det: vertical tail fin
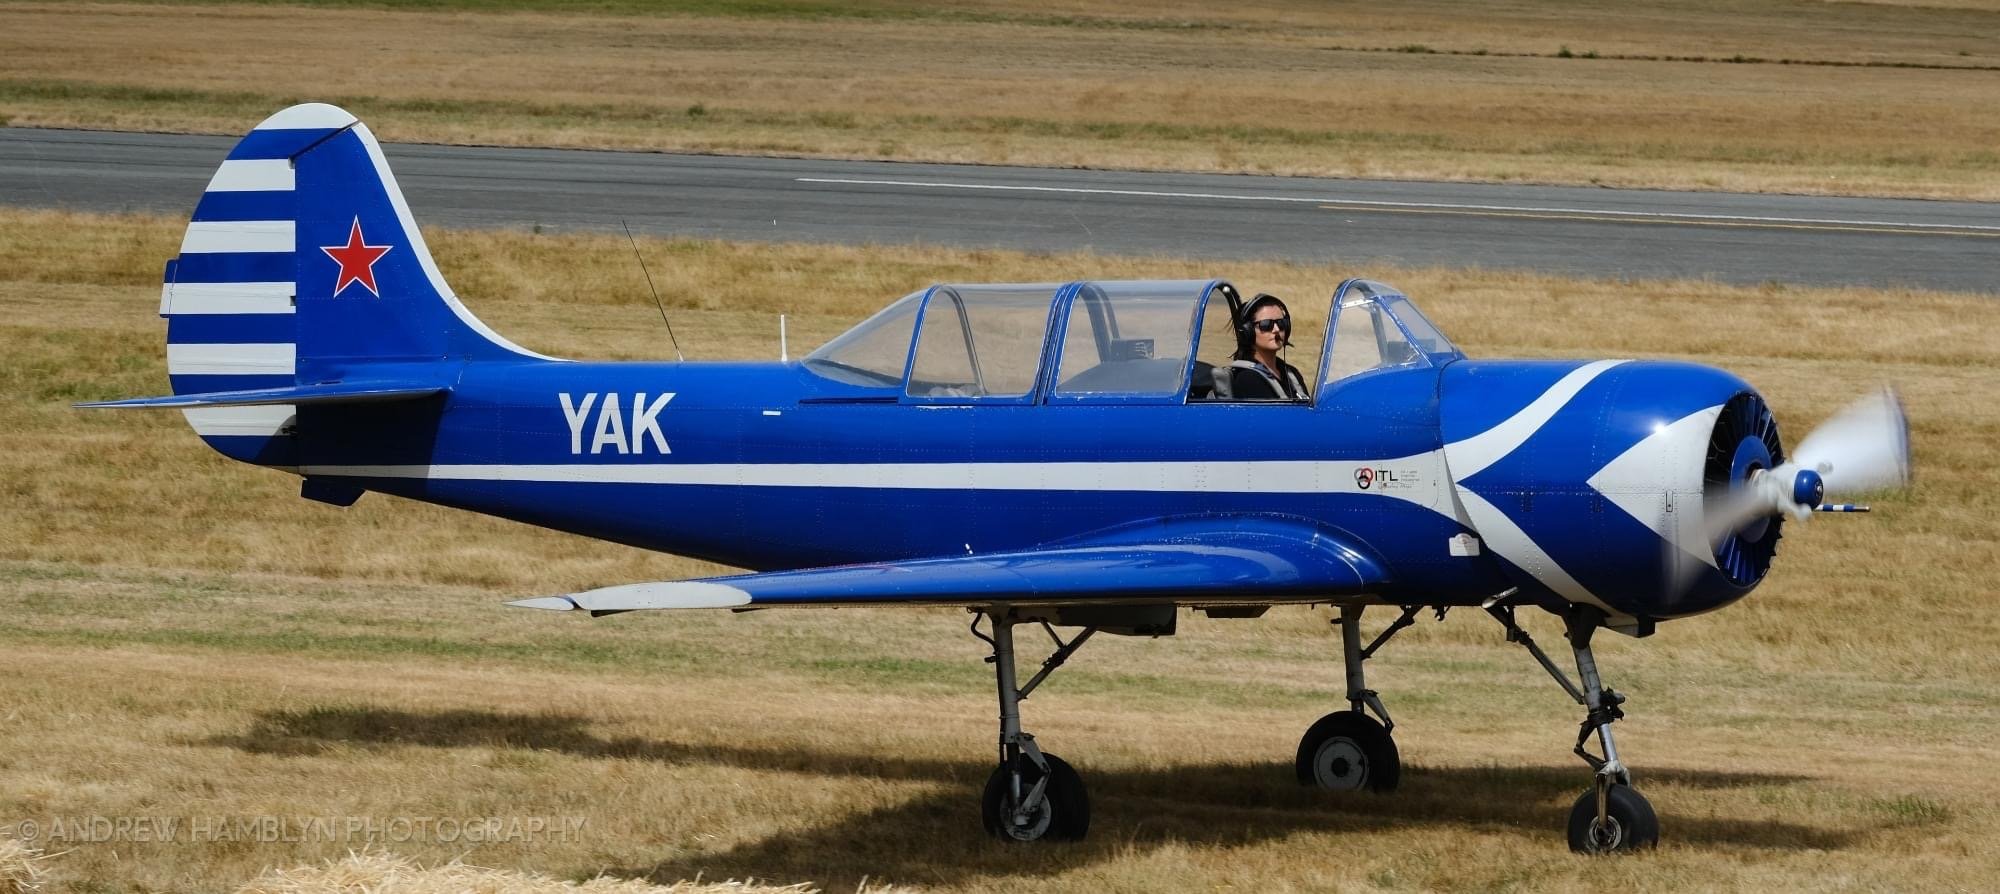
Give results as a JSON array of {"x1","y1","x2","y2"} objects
[{"x1": 160, "y1": 103, "x2": 553, "y2": 464}]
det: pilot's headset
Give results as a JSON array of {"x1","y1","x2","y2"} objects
[{"x1": 1234, "y1": 293, "x2": 1293, "y2": 359}]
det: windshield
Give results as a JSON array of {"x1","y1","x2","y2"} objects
[
  {"x1": 803, "y1": 288, "x2": 926, "y2": 387},
  {"x1": 1319, "y1": 279, "x2": 1463, "y2": 392},
  {"x1": 1382, "y1": 294, "x2": 1455, "y2": 358}
]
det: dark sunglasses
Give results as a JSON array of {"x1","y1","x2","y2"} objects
[{"x1": 1252, "y1": 318, "x2": 1291, "y2": 333}]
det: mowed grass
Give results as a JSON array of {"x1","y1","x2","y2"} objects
[
  {"x1": 6, "y1": 1, "x2": 2000, "y2": 198},
  {"x1": 2, "y1": 206, "x2": 1999, "y2": 890}
]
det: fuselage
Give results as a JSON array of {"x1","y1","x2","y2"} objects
[
  {"x1": 306, "y1": 359, "x2": 1501, "y2": 595},
  {"x1": 133, "y1": 104, "x2": 1779, "y2": 633},
  {"x1": 296, "y1": 353, "x2": 1773, "y2": 626}
]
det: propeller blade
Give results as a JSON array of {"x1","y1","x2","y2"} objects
[
  {"x1": 1703, "y1": 485, "x2": 1773, "y2": 548},
  {"x1": 1791, "y1": 387, "x2": 1912, "y2": 495}
]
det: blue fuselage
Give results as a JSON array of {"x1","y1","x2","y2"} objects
[{"x1": 301, "y1": 360, "x2": 1518, "y2": 604}]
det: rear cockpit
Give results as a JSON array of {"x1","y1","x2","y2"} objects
[{"x1": 801, "y1": 278, "x2": 1464, "y2": 404}]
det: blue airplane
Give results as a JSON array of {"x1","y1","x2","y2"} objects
[{"x1": 84, "y1": 104, "x2": 1912, "y2": 854}]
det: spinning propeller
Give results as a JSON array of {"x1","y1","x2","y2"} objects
[{"x1": 1705, "y1": 387, "x2": 1912, "y2": 553}]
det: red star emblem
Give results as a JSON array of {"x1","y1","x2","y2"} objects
[{"x1": 320, "y1": 218, "x2": 393, "y2": 297}]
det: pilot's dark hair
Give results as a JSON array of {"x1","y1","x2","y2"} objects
[{"x1": 1233, "y1": 293, "x2": 1292, "y2": 361}]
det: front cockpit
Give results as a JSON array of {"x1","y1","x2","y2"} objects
[
  {"x1": 802, "y1": 277, "x2": 1465, "y2": 405},
  {"x1": 1320, "y1": 279, "x2": 1462, "y2": 388}
]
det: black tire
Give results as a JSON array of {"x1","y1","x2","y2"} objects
[
  {"x1": 1566, "y1": 784, "x2": 1660, "y2": 854},
  {"x1": 1295, "y1": 710, "x2": 1400, "y2": 793},
  {"x1": 981, "y1": 752, "x2": 1090, "y2": 842}
]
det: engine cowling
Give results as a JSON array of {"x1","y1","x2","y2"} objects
[{"x1": 1439, "y1": 359, "x2": 1783, "y2": 623}]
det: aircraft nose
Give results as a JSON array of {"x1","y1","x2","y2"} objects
[{"x1": 1440, "y1": 359, "x2": 1776, "y2": 621}]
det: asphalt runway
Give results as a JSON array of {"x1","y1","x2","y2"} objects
[{"x1": 3, "y1": 127, "x2": 1996, "y2": 294}]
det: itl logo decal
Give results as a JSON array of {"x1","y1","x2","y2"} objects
[
  {"x1": 1355, "y1": 467, "x2": 1418, "y2": 490},
  {"x1": 560, "y1": 393, "x2": 675, "y2": 455}
]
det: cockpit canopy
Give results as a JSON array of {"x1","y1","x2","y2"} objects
[
  {"x1": 802, "y1": 278, "x2": 1462, "y2": 404},
  {"x1": 1319, "y1": 278, "x2": 1461, "y2": 391}
]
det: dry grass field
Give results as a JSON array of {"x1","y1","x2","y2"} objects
[
  {"x1": 6, "y1": 1, "x2": 2000, "y2": 198},
  {"x1": 230, "y1": 852, "x2": 837, "y2": 893},
  {"x1": 2, "y1": 206, "x2": 1999, "y2": 891}
]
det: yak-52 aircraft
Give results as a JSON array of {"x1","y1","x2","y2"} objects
[{"x1": 85, "y1": 104, "x2": 1913, "y2": 853}]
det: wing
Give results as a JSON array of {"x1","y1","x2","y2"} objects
[{"x1": 511, "y1": 518, "x2": 1388, "y2": 614}]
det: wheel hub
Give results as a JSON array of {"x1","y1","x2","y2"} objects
[
  {"x1": 1588, "y1": 816, "x2": 1625, "y2": 852},
  {"x1": 1003, "y1": 797, "x2": 1052, "y2": 841},
  {"x1": 1313, "y1": 738, "x2": 1368, "y2": 790}
]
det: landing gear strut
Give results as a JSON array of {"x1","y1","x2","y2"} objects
[
  {"x1": 1490, "y1": 603, "x2": 1660, "y2": 853},
  {"x1": 1296, "y1": 604, "x2": 1416, "y2": 793},
  {"x1": 973, "y1": 610, "x2": 1092, "y2": 842}
]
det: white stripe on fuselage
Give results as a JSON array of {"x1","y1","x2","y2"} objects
[
  {"x1": 1452, "y1": 488, "x2": 1601, "y2": 607},
  {"x1": 303, "y1": 456, "x2": 1456, "y2": 503},
  {"x1": 1441, "y1": 360, "x2": 1626, "y2": 478},
  {"x1": 1437, "y1": 360, "x2": 1629, "y2": 613}
]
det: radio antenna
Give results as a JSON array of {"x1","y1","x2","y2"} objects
[{"x1": 622, "y1": 220, "x2": 684, "y2": 362}]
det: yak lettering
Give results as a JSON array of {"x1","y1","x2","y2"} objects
[{"x1": 561, "y1": 392, "x2": 674, "y2": 455}]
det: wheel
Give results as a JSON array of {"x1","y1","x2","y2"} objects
[
  {"x1": 1566, "y1": 783, "x2": 1660, "y2": 854},
  {"x1": 1295, "y1": 710, "x2": 1400, "y2": 793},
  {"x1": 981, "y1": 752, "x2": 1089, "y2": 842}
]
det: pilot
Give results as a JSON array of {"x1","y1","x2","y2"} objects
[{"x1": 1230, "y1": 293, "x2": 1310, "y2": 401}]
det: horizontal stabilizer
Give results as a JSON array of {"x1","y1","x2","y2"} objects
[
  {"x1": 512, "y1": 518, "x2": 1390, "y2": 614},
  {"x1": 76, "y1": 380, "x2": 447, "y2": 409}
]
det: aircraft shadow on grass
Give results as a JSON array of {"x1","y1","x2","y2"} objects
[{"x1": 212, "y1": 706, "x2": 1853, "y2": 887}]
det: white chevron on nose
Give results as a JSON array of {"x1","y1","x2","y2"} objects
[{"x1": 1588, "y1": 404, "x2": 1724, "y2": 569}]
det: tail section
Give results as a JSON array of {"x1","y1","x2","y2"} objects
[{"x1": 156, "y1": 103, "x2": 552, "y2": 464}]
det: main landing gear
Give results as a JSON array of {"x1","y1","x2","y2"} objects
[
  {"x1": 973, "y1": 610, "x2": 1095, "y2": 842},
  {"x1": 962, "y1": 602, "x2": 1655, "y2": 852},
  {"x1": 1489, "y1": 603, "x2": 1660, "y2": 854},
  {"x1": 1296, "y1": 604, "x2": 1417, "y2": 793}
]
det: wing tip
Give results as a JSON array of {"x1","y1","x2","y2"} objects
[
  {"x1": 574, "y1": 581, "x2": 754, "y2": 611},
  {"x1": 510, "y1": 582, "x2": 754, "y2": 614}
]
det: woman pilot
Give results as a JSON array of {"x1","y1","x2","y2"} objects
[{"x1": 1229, "y1": 293, "x2": 1310, "y2": 401}]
